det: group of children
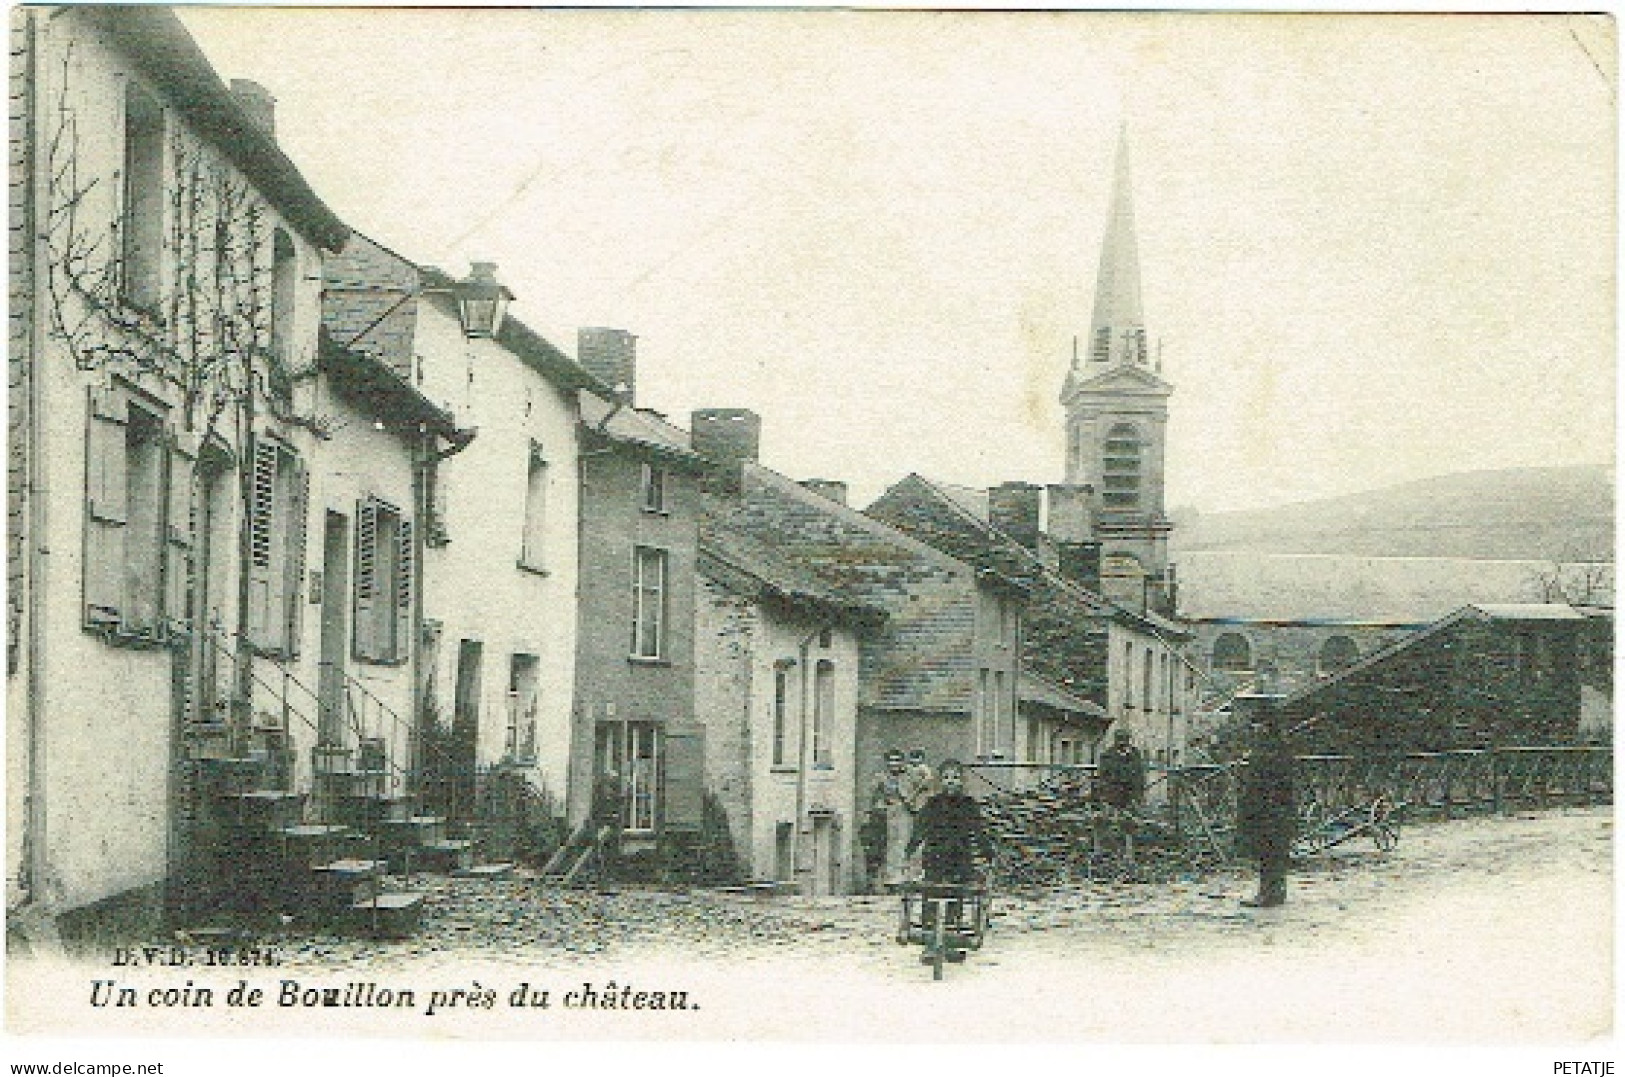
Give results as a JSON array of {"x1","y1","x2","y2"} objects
[{"x1": 863, "y1": 750, "x2": 993, "y2": 892}]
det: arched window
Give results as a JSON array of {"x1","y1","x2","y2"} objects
[
  {"x1": 1101, "y1": 423, "x2": 1141, "y2": 510},
  {"x1": 1319, "y1": 635, "x2": 1359, "y2": 673},
  {"x1": 1212, "y1": 632, "x2": 1252, "y2": 672}
]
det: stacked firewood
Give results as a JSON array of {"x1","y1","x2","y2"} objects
[{"x1": 977, "y1": 783, "x2": 1191, "y2": 889}]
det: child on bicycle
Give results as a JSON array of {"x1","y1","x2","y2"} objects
[{"x1": 905, "y1": 760, "x2": 993, "y2": 963}]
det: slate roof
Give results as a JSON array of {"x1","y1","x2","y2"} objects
[
  {"x1": 713, "y1": 464, "x2": 1009, "y2": 713},
  {"x1": 1018, "y1": 671, "x2": 1108, "y2": 724},
  {"x1": 699, "y1": 501, "x2": 886, "y2": 631},
  {"x1": 1284, "y1": 602, "x2": 1590, "y2": 709},
  {"x1": 1176, "y1": 550, "x2": 1612, "y2": 623},
  {"x1": 580, "y1": 394, "x2": 699, "y2": 464}
]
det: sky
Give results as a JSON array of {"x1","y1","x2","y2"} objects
[{"x1": 179, "y1": 8, "x2": 1616, "y2": 514}]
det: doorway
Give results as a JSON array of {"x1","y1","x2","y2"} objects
[{"x1": 317, "y1": 510, "x2": 349, "y2": 745}]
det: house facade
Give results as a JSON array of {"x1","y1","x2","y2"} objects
[
  {"x1": 568, "y1": 337, "x2": 706, "y2": 861},
  {"x1": 696, "y1": 507, "x2": 883, "y2": 894},
  {"x1": 696, "y1": 414, "x2": 1025, "y2": 814},
  {"x1": 867, "y1": 474, "x2": 1194, "y2": 768},
  {"x1": 323, "y1": 235, "x2": 602, "y2": 827},
  {"x1": 2, "y1": 7, "x2": 482, "y2": 937}
]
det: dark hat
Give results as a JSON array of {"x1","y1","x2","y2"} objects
[{"x1": 884, "y1": 749, "x2": 905, "y2": 762}]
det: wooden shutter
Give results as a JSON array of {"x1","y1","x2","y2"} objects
[
  {"x1": 393, "y1": 515, "x2": 414, "y2": 663},
  {"x1": 84, "y1": 387, "x2": 128, "y2": 628},
  {"x1": 353, "y1": 498, "x2": 378, "y2": 661},
  {"x1": 661, "y1": 725, "x2": 706, "y2": 834},
  {"x1": 247, "y1": 441, "x2": 278, "y2": 647},
  {"x1": 163, "y1": 429, "x2": 197, "y2": 632},
  {"x1": 283, "y1": 456, "x2": 309, "y2": 657}
]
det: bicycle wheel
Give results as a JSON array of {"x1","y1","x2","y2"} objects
[{"x1": 931, "y1": 911, "x2": 946, "y2": 981}]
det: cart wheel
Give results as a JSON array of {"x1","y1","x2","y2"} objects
[
  {"x1": 931, "y1": 915, "x2": 946, "y2": 981},
  {"x1": 1374, "y1": 823, "x2": 1398, "y2": 852}
]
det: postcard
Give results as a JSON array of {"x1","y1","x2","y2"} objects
[{"x1": 5, "y1": 6, "x2": 1614, "y2": 1072}]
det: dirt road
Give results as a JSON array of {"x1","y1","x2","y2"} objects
[{"x1": 10, "y1": 807, "x2": 1611, "y2": 1042}]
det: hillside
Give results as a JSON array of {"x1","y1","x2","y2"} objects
[{"x1": 1171, "y1": 466, "x2": 1614, "y2": 562}]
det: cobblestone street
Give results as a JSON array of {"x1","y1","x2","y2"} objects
[{"x1": 257, "y1": 805, "x2": 1610, "y2": 1041}]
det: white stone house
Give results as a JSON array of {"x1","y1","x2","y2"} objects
[
  {"x1": 696, "y1": 508, "x2": 884, "y2": 895},
  {"x1": 4, "y1": 8, "x2": 467, "y2": 937},
  {"x1": 322, "y1": 234, "x2": 603, "y2": 827}
]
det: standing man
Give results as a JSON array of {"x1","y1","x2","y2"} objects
[
  {"x1": 590, "y1": 768, "x2": 624, "y2": 880},
  {"x1": 1096, "y1": 727, "x2": 1147, "y2": 862},
  {"x1": 1236, "y1": 698, "x2": 1297, "y2": 907},
  {"x1": 899, "y1": 749, "x2": 937, "y2": 879},
  {"x1": 870, "y1": 750, "x2": 914, "y2": 890},
  {"x1": 1096, "y1": 728, "x2": 1147, "y2": 813}
]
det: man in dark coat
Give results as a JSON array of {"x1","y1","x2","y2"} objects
[
  {"x1": 1097, "y1": 728, "x2": 1147, "y2": 813},
  {"x1": 1236, "y1": 707, "x2": 1297, "y2": 907}
]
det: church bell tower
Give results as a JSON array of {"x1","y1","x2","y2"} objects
[{"x1": 1059, "y1": 129, "x2": 1175, "y2": 614}]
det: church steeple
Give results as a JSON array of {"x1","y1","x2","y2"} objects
[
  {"x1": 1086, "y1": 126, "x2": 1148, "y2": 369},
  {"x1": 1058, "y1": 124, "x2": 1176, "y2": 616}
]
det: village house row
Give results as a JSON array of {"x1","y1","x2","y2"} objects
[{"x1": 6, "y1": 7, "x2": 1202, "y2": 938}]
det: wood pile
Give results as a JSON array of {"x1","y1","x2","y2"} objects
[{"x1": 977, "y1": 780, "x2": 1194, "y2": 889}]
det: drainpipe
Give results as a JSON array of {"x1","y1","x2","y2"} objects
[
  {"x1": 790, "y1": 625, "x2": 821, "y2": 894},
  {"x1": 22, "y1": 6, "x2": 52, "y2": 920},
  {"x1": 412, "y1": 422, "x2": 474, "y2": 802}
]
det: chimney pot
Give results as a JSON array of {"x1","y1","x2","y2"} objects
[{"x1": 987, "y1": 481, "x2": 1042, "y2": 550}]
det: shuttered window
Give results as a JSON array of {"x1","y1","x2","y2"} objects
[
  {"x1": 661, "y1": 725, "x2": 705, "y2": 834},
  {"x1": 246, "y1": 439, "x2": 308, "y2": 656},
  {"x1": 82, "y1": 385, "x2": 193, "y2": 643},
  {"x1": 353, "y1": 495, "x2": 412, "y2": 664},
  {"x1": 631, "y1": 546, "x2": 667, "y2": 659}
]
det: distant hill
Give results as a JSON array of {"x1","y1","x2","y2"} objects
[{"x1": 1172, "y1": 466, "x2": 1614, "y2": 562}]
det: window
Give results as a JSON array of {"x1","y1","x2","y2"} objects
[
  {"x1": 1212, "y1": 632, "x2": 1252, "y2": 673},
  {"x1": 626, "y1": 722, "x2": 659, "y2": 832},
  {"x1": 1101, "y1": 423, "x2": 1142, "y2": 509},
  {"x1": 772, "y1": 661, "x2": 793, "y2": 766},
  {"x1": 976, "y1": 668, "x2": 992, "y2": 757},
  {"x1": 353, "y1": 495, "x2": 412, "y2": 663},
  {"x1": 247, "y1": 438, "x2": 309, "y2": 655},
  {"x1": 631, "y1": 546, "x2": 667, "y2": 658},
  {"x1": 270, "y1": 228, "x2": 297, "y2": 372},
  {"x1": 121, "y1": 84, "x2": 164, "y2": 311},
  {"x1": 507, "y1": 654, "x2": 539, "y2": 761},
  {"x1": 640, "y1": 462, "x2": 667, "y2": 514},
  {"x1": 812, "y1": 660, "x2": 835, "y2": 767},
  {"x1": 1319, "y1": 635, "x2": 1359, "y2": 673},
  {"x1": 520, "y1": 443, "x2": 548, "y2": 571},
  {"x1": 1143, "y1": 647, "x2": 1155, "y2": 713},
  {"x1": 1123, "y1": 639, "x2": 1135, "y2": 708},
  {"x1": 993, "y1": 669, "x2": 1010, "y2": 759},
  {"x1": 83, "y1": 386, "x2": 199, "y2": 642}
]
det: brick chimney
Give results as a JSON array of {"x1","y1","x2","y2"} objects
[
  {"x1": 987, "y1": 482, "x2": 1042, "y2": 549},
  {"x1": 691, "y1": 408, "x2": 761, "y2": 496},
  {"x1": 578, "y1": 327, "x2": 637, "y2": 405},
  {"x1": 1046, "y1": 483, "x2": 1094, "y2": 544},
  {"x1": 691, "y1": 408, "x2": 761, "y2": 466},
  {"x1": 800, "y1": 479, "x2": 848, "y2": 506},
  {"x1": 229, "y1": 79, "x2": 276, "y2": 139}
]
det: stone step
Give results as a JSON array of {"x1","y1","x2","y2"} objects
[
  {"x1": 218, "y1": 790, "x2": 306, "y2": 830},
  {"x1": 276, "y1": 824, "x2": 351, "y2": 868},
  {"x1": 376, "y1": 816, "x2": 447, "y2": 848},
  {"x1": 453, "y1": 862, "x2": 515, "y2": 880},
  {"x1": 309, "y1": 858, "x2": 385, "y2": 910},
  {"x1": 351, "y1": 891, "x2": 426, "y2": 938}
]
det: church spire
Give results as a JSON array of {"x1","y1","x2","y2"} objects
[{"x1": 1085, "y1": 126, "x2": 1147, "y2": 368}]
